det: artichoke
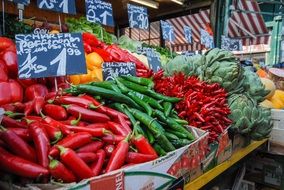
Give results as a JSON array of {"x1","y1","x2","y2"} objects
[
  {"x1": 203, "y1": 48, "x2": 243, "y2": 92},
  {"x1": 228, "y1": 93, "x2": 273, "y2": 141},
  {"x1": 241, "y1": 67, "x2": 270, "y2": 103}
]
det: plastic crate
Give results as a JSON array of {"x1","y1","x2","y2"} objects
[{"x1": 270, "y1": 109, "x2": 284, "y2": 145}]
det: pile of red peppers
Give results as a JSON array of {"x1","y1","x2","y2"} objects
[
  {"x1": 153, "y1": 71, "x2": 232, "y2": 142},
  {"x1": 0, "y1": 91, "x2": 158, "y2": 183},
  {"x1": 82, "y1": 32, "x2": 152, "y2": 78}
]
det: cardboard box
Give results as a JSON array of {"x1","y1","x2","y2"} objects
[{"x1": 0, "y1": 128, "x2": 209, "y2": 190}]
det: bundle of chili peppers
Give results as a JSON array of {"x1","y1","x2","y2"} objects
[
  {"x1": 0, "y1": 93, "x2": 158, "y2": 183},
  {"x1": 153, "y1": 71, "x2": 232, "y2": 142}
]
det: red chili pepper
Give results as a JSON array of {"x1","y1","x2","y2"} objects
[
  {"x1": 77, "y1": 141, "x2": 104, "y2": 153},
  {"x1": 49, "y1": 132, "x2": 92, "y2": 157},
  {"x1": 90, "y1": 149, "x2": 106, "y2": 176},
  {"x1": 86, "y1": 123, "x2": 109, "y2": 129},
  {"x1": 33, "y1": 96, "x2": 45, "y2": 115},
  {"x1": 105, "y1": 135, "x2": 130, "y2": 172},
  {"x1": 0, "y1": 139, "x2": 7, "y2": 148},
  {"x1": 65, "y1": 125, "x2": 110, "y2": 137},
  {"x1": 83, "y1": 42, "x2": 92, "y2": 54},
  {"x1": 2, "y1": 116, "x2": 27, "y2": 128},
  {"x1": 29, "y1": 122, "x2": 50, "y2": 168},
  {"x1": 42, "y1": 115, "x2": 71, "y2": 136},
  {"x1": 58, "y1": 146, "x2": 94, "y2": 180},
  {"x1": 49, "y1": 159, "x2": 77, "y2": 183},
  {"x1": 77, "y1": 152, "x2": 97, "y2": 163},
  {"x1": 25, "y1": 84, "x2": 48, "y2": 102},
  {"x1": 132, "y1": 135, "x2": 158, "y2": 158},
  {"x1": 57, "y1": 96, "x2": 97, "y2": 110},
  {"x1": 43, "y1": 104, "x2": 67, "y2": 121},
  {"x1": 0, "y1": 147, "x2": 49, "y2": 179},
  {"x1": 104, "y1": 144, "x2": 115, "y2": 157},
  {"x1": 24, "y1": 101, "x2": 34, "y2": 116},
  {"x1": 104, "y1": 107, "x2": 128, "y2": 120},
  {"x1": 116, "y1": 115, "x2": 132, "y2": 134},
  {"x1": 102, "y1": 134, "x2": 125, "y2": 144},
  {"x1": 13, "y1": 102, "x2": 25, "y2": 112},
  {"x1": 107, "y1": 121, "x2": 128, "y2": 136},
  {"x1": 126, "y1": 152, "x2": 157, "y2": 164},
  {"x1": 0, "y1": 126, "x2": 36, "y2": 162},
  {"x1": 91, "y1": 48, "x2": 113, "y2": 62},
  {"x1": 6, "y1": 127, "x2": 31, "y2": 142},
  {"x1": 41, "y1": 123, "x2": 63, "y2": 143},
  {"x1": 79, "y1": 94, "x2": 107, "y2": 113},
  {"x1": 64, "y1": 104, "x2": 110, "y2": 123}
]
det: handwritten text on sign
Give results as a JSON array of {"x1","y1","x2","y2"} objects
[
  {"x1": 13, "y1": 0, "x2": 30, "y2": 5},
  {"x1": 137, "y1": 47, "x2": 161, "y2": 72},
  {"x1": 15, "y1": 33, "x2": 86, "y2": 79},
  {"x1": 127, "y1": 4, "x2": 149, "y2": 30},
  {"x1": 37, "y1": 0, "x2": 76, "y2": 14},
  {"x1": 161, "y1": 20, "x2": 175, "y2": 42},
  {"x1": 184, "y1": 26, "x2": 192, "y2": 44},
  {"x1": 200, "y1": 29, "x2": 214, "y2": 49},
  {"x1": 102, "y1": 62, "x2": 136, "y2": 81},
  {"x1": 221, "y1": 35, "x2": 242, "y2": 51},
  {"x1": 86, "y1": 0, "x2": 114, "y2": 27}
]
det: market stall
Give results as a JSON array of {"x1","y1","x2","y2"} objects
[{"x1": 0, "y1": 0, "x2": 282, "y2": 189}]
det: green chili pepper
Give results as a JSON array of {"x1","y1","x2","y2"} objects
[
  {"x1": 120, "y1": 76, "x2": 154, "y2": 88},
  {"x1": 163, "y1": 102, "x2": 172, "y2": 117},
  {"x1": 165, "y1": 132, "x2": 179, "y2": 141},
  {"x1": 127, "y1": 92, "x2": 153, "y2": 116},
  {"x1": 115, "y1": 78, "x2": 129, "y2": 94},
  {"x1": 174, "y1": 119, "x2": 189, "y2": 125},
  {"x1": 153, "y1": 143, "x2": 166, "y2": 157},
  {"x1": 171, "y1": 139, "x2": 193, "y2": 148},
  {"x1": 165, "y1": 129, "x2": 188, "y2": 139},
  {"x1": 90, "y1": 81, "x2": 121, "y2": 93},
  {"x1": 132, "y1": 92, "x2": 163, "y2": 110},
  {"x1": 144, "y1": 127, "x2": 155, "y2": 144}
]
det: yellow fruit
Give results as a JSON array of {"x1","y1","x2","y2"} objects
[
  {"x1": 260, "y1": 99, "x2": 274, "y2": 109},
  {"x1": 270, "y1": 95, "x2": 284, "y2": 109},
  {"x1": 79, "y1": 70, "x2": 92, "y2": 84},
  {"x1": 69, "y1": 75, "x2": 80, "y2": 85},
  {"x1": 260, "y1": 78, "x2": 276, "y2": 99},
  {"x1": 273, "y1": 90, "x2": 284, "y2": 103},
  {"x1": 49, "y1": 30, "x2": 60, "y2": 34},
  {"x1": 86, "y1": 52, "x2": 104, "y2": 69},
  {"x1": 94, "y1": 67, "x2": 103, "y2": 81}
]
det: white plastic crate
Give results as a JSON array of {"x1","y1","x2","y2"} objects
[{"x1": 270, "y1": 109, "x2": 284, "y2": 145}]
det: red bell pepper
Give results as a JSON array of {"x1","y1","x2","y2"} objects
[
  {"x1": 0, "y1": 82, "x2": 11, "y2": 105},
  {"x1": 49, "y1": 159, "x2": 77, "y2": 183},
  {"x1": 1, "y1": 50, "x2": 18, "y2": 78},
  {"x1": 0, "y1": 59, "x2": 8, "y2": 74},
  {"x1": 77, "y1": 152, "x2": 97, "y2": 163},
  {"x1": 25, "y1": 84, "x2": 48, "y2": 101},
  {"x1": 126, "y1": 152, "x2": 157, "y2": 164},
  {"x1": 29, "y1": 122, "x2": 50, "y2": 168},
  {"x1": 77, "y1": 141, "x2": 104, "y2": 153},
  {"x1": 64, "y1": 104, "x2": 110, "y2": 123},
  {"x1": 0, "y1": 147, "x2": 49, "y2": 179},
  {"x1": 0, "y1": 37, "x2": 15, "y2": 51},
  {"x1": 0, "y1": 68, "x2": 8, "y2": 82},
  {"x1": 9, "y1": 80, "x2": 23, "y2": 103},
  {"x1": 90, "y1": 149, "x2": 106, "y2": 176},
  {"x1": 91, "y1": 48, "x2": 113, "y2": 62},
  {"x1": 43, "y1": 104, "x2": 68, "y2": 121},
  {"x1": 0, "y1": 126, "x2": 36, "y2": 162},
  {"x1": 105, "y1": 135, "x2": 130, "y2": 172},
  {"x1": 17, "y1": 78, "x2": 37, "y2": 89},
  {"x1": 58, "y1": 146, "x2": 94, "y2": 180},
  {"x1": 82, "y1": 32, "x2": 102, "y2": 47},
  {"x1": 49, "y1": 132, "x2": 92, "y2": 157}
]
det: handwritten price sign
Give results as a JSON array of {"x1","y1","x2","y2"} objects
[
  {"x1": 137, "y1": 47, "x2": 161, "y2": 72},
  {"x1": 127, "y1": 4, "x2": 149, "y2": 30},
  {"x1": 85, "y1": 0, "x2": 114, "y2": 27},
  {"x1": 37, "y1": 0, "x2": 76, "y2": 14},
  {"x1": 102, "y1": 62, "x2": 136, "y2": 81},
  {"x1": 221, "y1": 35, "x2": 242, "y2": 51},
  {"x1": 184, "y1": 26, "x2": 192, "y2": 44},
  {"x1": 15, "y1": 33, "x2": 86, "y2": 79},
  {"x1": 200, "y1": 29, "x2": 214, "y2": 49},
  {"x1": 13, "y1": 0, "x2": 30, "y2": 5},
  {"x1": 161, "y1": 20, "x2": 175, "y2": 42}
]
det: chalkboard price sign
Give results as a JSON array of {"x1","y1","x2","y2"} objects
[
  {"x1": 15, "y1": 33, "x2": 86, "y2": 79},
  {"x1": 85, "y1": 0, "x2": 114, "y2": 27},
  {"x1": 102, "y1": 62, "x2": 136, "y2": 81},
  {"x1": 127, "y1": 4, "x2": 149, "y2": 30},
  {"x1": 137, "y1": 47, "x2": 161, "y2": 72},
  {"x1": 184, "y1": 26, "x2": 192, "y2": 44},
  {"x1": 200, "y1": 29, "x2": 214, "y2": 49},
  {"x1": 13, "y1": 0, "x2": 30, "y2": 5},
  {"x1": 161, "y1": 20, "x2": 175, "y2": 42},
  {"x1": 221, "y1": 35, "x2": 242, "y2": 51},
  {"x1": 37, "y1": 0, "x2": 76, "y2": 14}
]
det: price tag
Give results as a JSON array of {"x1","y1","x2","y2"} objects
[
  {"x1": 13, "y1": 0, "x2": 30, "y2": 5},
  {"x1": 161, "y1": 20, "x2": 175, "y2": 42},
  {"x1": 15, "y1": 33, "x2": 86, "y2": 79},
  {"x1": 184, "y1": 26, "x2": 192, "y2": 44},
  {"x1": 221, "y1": 36, "x2": 242, "y2": 51},
  {"x1": 200, "y1": 29, "x2": 214, "y2": 49},
  {"x1": 102, "y1": 62, "x2": 136, "y2": 81},
  {"x1": 37, "y1": 0, "x2": 76, "y2": 14},
  {"x1": 181, "y1": 51, "x2": 195, "y2": 56},
  {"x1": 127, "y1": 4, "x2": 149, "y2": 30},
  {"x1": 137, "y1": 47, "x2": 161, "y2": 72},
  {"x1": 85, "y1": 0, "x2": 114, "y2": 27}
]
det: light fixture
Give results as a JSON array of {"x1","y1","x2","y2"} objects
[
  {"x1": 129, "y1": 0, "x2": 159, "y2": 9},
  {"x1": 170, "y1": 0, "x2": 184, "y2": 5}
]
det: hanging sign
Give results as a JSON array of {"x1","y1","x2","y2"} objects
[
  {"x1": 184, "y1": 26, "x2": 192, "y2": 44},
  {"x1": 181, "y1": 51, "x2": 195, "y2": 56},
  {"x1": 15, "y1": 33, "x2": 86, "y2": 79},
  {"x1": 221, "y1": 35, "x2": 242, "y2": 51},
  {"x1": 13, "y1": 0, "x2": 30, "y2": 5},
  {"x1": 161, "y1": 20, "x2": 175, "y2": 43},
  {"x1": 85, "y1": 0, "x2": 114, "y2": 27},
  {"x1": 102, "y1": 62, "x2": 136, "y2": 81},
  {"x1": 127, "y1": 4, "x2": 149, "y2": 30},
  {"x1": 37, "y1": 0, "x2": 76, "y2": 14},
  {"x1": 200, "y1": 29, "x2": 214, "y2": 49},
  {"x1": 137, "y1": 47, "x2": 161, "y2": 72}
]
